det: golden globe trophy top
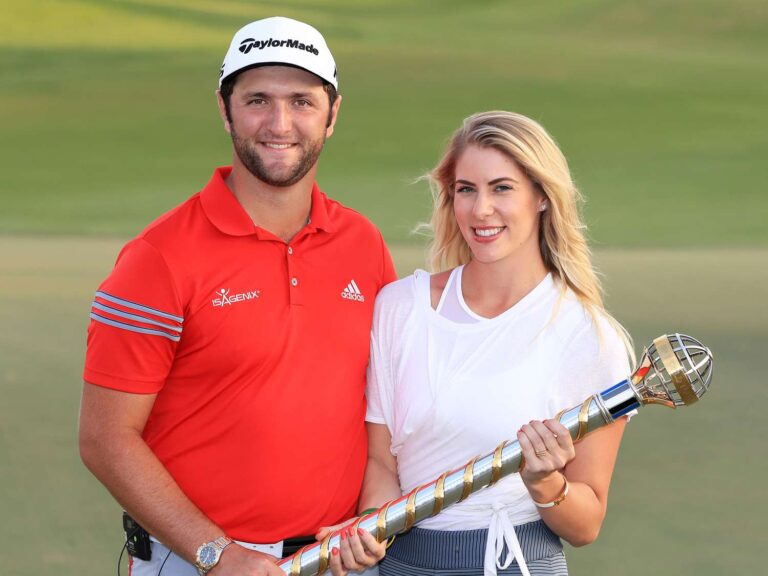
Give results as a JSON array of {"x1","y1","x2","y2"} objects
[{"x1": 278, "y1": 333, "x2": 713, "y2": 575}]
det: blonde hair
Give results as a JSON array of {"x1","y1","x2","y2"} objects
[{"x1": 424, "y1": 111, "x2": 634, "y2": 362}]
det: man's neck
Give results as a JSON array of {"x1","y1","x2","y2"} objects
[{"x1": 225, "y1": 164, "x2": 317, "y2": 243}]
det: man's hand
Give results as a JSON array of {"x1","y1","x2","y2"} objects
[{"x1": 211, "y1": 544, "x2": 285, "y2": 575}]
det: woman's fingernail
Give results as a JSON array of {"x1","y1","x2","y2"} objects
[
  {"x1": 332, "y1": 547, "x2": 339, "y2": 556},
  {"x1": 357, "y1": 528, "x2": 364, "y2": 536}
]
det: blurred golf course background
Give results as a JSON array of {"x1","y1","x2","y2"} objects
[{"x1": 1, "y1": 1, "x2": 766, "y2": 574}]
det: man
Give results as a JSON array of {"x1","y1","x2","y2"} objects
[{"x1": 80, "y1": 17, "x2": 395, "y2": 576}]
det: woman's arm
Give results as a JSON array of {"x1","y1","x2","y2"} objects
[
  {"x1": 318, "y1": 423, "x2": 402, "y2": 576},
  {"x1": 359, "y1": 422, "x2": 403, "y2": 511},
  {"x1": 518, "y1": 417, "x2": 627, "y2": 547}
]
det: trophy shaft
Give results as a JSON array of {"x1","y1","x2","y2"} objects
[
  {"x1": 278, "y1": 335, "x2": 710, "y2": 575},
  {"x1": 278, "y1": 386, "x2": 638, "y2": 575}
]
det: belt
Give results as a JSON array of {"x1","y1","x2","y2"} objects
[
  {"x1": 280, "y1": 535, "x2": 317, "y2": 558},
  {"x1": 149, "y1": 534, "x2": 316, "y2": 559},
  {"x1": 124, "y1": 513, "x2": 314, "y2": 560}
]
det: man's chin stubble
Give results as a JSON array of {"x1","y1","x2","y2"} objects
[{"x1": 232, "y1": 134, "x2": 324, "y2": 188}]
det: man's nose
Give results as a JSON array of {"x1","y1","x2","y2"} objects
[{"x1": 268, "y1": 102, "x2": 292, "y2": 135}]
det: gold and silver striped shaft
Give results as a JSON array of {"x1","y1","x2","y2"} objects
[{"x1": 277, "y1": 333, "x2": 712, "y2": 575}]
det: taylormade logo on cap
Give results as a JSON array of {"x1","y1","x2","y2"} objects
[
  {"x1": 219, "y1": 17, "x2": 337, "y2": 89},
  {"x1": 238, "y1": 38, "x2": 319, "y2": 56}
]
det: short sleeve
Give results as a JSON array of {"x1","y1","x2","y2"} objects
[
  {"x1": 83, "y1": 238, "x2": 184, "y2": 393},
  {"x1": 364, "y1": 274, "x2": 430, "y2": 454},
  {"x1": 365, "y1": 317, "x2": 390, "y2": 425}
]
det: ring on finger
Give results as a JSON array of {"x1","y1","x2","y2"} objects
[{"x1": 535, "y1": 448, "x2": 549, "y2": 457}]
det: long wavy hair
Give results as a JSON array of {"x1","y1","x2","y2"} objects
[{"x1": 424, "y1": 111, "x2": 634, "y2": 360}]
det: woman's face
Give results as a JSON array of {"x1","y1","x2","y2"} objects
[{"x1": 452, "y1": 145, "x2": 545, "y2": 267}]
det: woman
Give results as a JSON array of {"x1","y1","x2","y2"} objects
[{"x1": 323, "y1": 111, "x2": 634, "y2": 576}]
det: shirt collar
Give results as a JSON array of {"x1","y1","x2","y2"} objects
[
  {"x1": 200, "y1": 166, "x2": 336, "y2": 238},
  {"x1": 306, "y1": 181, "x2": 335, "y2": 234}
]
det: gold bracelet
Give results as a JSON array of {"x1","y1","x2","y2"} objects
[{"x1": 532, "y1": 474, "x2": 569, "y2": 509}]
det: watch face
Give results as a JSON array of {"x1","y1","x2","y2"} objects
[{"x1": 199, "y1": 545, "x2": 217, "y2": 567}]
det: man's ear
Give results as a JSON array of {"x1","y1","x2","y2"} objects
[
  {"x1": 216, "y1": 90, "x2": 232, "y2": 135},
  {"x1": 325, "y1": 94, "x2": 342, "y2": 138}
]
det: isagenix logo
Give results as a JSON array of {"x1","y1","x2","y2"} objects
[
  {"x1": 239, "y1": 37, "x2": 320, "y2": 56},
  {"x1": 212, "y1": 288, "x2": 260, "y2": 308}
]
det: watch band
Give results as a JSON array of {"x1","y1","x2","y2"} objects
[{"x1": 195, "y1": 536, "x2": 233, "y2": 575}]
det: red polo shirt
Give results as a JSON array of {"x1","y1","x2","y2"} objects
[{"x1": 84, "y1": 167, "x2": 396, "y2": 541}]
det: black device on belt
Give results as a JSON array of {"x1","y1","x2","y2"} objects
[
  {"x1": 122, "y1": 512, "x2": 152, "y2": 561},
  {"x1": 282, "y1": 535, "x2": 316, "y2": 558}
]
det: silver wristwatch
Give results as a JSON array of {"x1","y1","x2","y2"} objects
[{"x1": 194, "y1": 536, "x2": 233, "y2": 575}]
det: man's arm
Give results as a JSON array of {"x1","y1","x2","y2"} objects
[{"x1": 78, "y1": 382, "x2": 283, "y2": 575}]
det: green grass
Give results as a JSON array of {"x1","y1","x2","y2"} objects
[
  {"x1": 2, "y1": 1, "x2": 766, "y2": 573},
  {"x1": 1, "y1": 236, "x2": 765, "y2": 575},
  {"x1": 1, "y1": 0, "x2": 767, "y2": 245}
]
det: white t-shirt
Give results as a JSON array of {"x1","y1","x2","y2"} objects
[{"x1": 366, "y1": 268, "x2": 630, "y2": 574}]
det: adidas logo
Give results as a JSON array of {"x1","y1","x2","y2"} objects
[{"x1": 341, "y1": 279, "x2": 365, "y2": 302}]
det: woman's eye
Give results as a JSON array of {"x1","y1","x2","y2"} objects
[
  {"x1": 455, "y1": 186, "x2": 474, "y2": 194},
  {"x1": 494, "y1": 185, "x2": 512, "y2": 192}
]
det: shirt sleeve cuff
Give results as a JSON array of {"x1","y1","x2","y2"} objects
[{"x1": 365, "y1": 413, "x2": 386, "y2": 424}]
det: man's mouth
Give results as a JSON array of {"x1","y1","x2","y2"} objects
[{"x1": 263, "y1": 142, "x2": 295, "y2": 150}]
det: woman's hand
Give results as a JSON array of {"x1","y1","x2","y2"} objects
[
  {"x1": 517, "y1": 419, "x2": 575, "y2": 501},
  {"x1": 315, "y1": 519, "x2": 386, "y2": 576}
]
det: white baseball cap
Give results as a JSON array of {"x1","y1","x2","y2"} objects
[{"x1": 219, "y1": 17, "x2": 338, "y2": 89}]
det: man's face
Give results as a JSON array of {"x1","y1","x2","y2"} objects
[{"x1": 219, "y1": 66, "x2": 340, "y2": 187}]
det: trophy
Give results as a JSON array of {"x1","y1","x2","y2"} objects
[{"x1": 277, "y1": 333, "x2": 713, "y2": 575}]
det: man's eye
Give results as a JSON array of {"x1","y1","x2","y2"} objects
[
  {"x1": 248, "y1": 98, "x2": 266, "y2": 105},
  {"x1": 295, "y1": 99, "x2": 311, "y2": 107}
]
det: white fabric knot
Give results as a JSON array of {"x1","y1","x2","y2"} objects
[
  {"x1": 483, "y1": 502, "x2": 532, "y2": 576},
  {"x1": 412, "y1": 478, "x2": 539, "y2": 576}
]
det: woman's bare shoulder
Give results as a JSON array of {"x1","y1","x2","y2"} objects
[{"x1": 429, "y1": 269, "x2": 454, "y2": 310}]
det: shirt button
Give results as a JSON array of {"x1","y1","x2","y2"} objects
[
  {"x1": 287, "y1": 247, "x2": 293, "y2": 255},
  {"x1": 291, "y1": 277, "x2": 298, "y2": 287}
]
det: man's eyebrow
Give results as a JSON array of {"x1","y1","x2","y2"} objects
[{"x1": 240, "y1": 91, "x2": 318, "y2": 99}]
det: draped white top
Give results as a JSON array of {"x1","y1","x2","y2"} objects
[{"x1": 366, "y1": 268, "x2": 630, "y2": 576}]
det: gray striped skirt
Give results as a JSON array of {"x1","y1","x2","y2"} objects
[{"x1": 379, "y1": 520, "x2": 567, "y2": 575}]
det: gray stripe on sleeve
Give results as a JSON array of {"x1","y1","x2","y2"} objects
[
  {"x1": 90, "y1": 312, "x2": 182, "y2": 342},
  {"x1": 91, "y1": 301, "x2": 183, "y2": 333},
  {"x1": 95, "y1": 291, "x2": 184, "y2": 323}
]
